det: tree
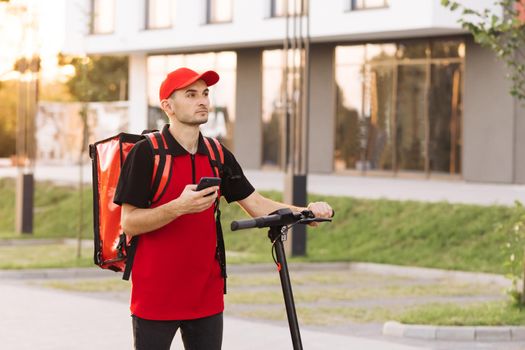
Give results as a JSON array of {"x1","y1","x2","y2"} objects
[
  {"x1": 59, "y1": 53, "x2": 129, "y2": 102},
  {"x1": 57, "y1": 54, "x2": 128, "y2": 258},
  {"x1": 441, "y1": 0, "x2": 525, "y2": 101}
]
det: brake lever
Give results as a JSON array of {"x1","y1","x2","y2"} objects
[
  {"x1": 298, "y1": 217, "x2": 332, "y2": 225},
  {"x1": 301, "y1": 210, "x2": 315, "y2": 219},
  {"x1": 301, "y1": 209, "x2": 335, "y2": 219}
]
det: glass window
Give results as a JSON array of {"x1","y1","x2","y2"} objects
[
  {"x1": 146, "y1": 0, "x2": 174, "y2": 29},
  {"x1": 261, "y1": 49, "x2": 304, "y2": 169},
  {"x1": 91, "y1": 0, "x2": 115, "y2": 34},
  {"x1": 366, "y1": 63, "x2": 396, "y2": 171},
  {"x1": 146, "y1": 52, "x2": 237, "y2": 150},
  {"x1": 395, "y1": 64, "x2": 427, "y2": 172},
  {"x1": 207, "y1": 0, "x2": 233, "y2": 23},
  {"x1": 335, "y1": 47, "x2": 365, "y2": 171},
  {"x1": 397, "y1": 41, "x2": 430, "y2": 60},
  {"x1": 431, "y1": 41, "x2": 465, "y2": 59},
  {"x1": 335, "y1": 39, "x2": 464, "y2": 176},
  {"x1": 262, "y1": 50, "x2": 285, "y2": 169},
  {"x1": 271, "y1": 0, "x2": 304, "y2": 17},
  {"x1": 335, "y1": 44, "x2": 396, "y2": 172},
  {"x1": 428, "y1": 63, "x2": 462, "y2": 174},
  {"x1": 350, "y1": 0, "x2": 390, "y2": 10}
]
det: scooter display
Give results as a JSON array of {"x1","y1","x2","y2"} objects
[{"x1": 231, "y1": 208, "x2": 333, "y2": 350}]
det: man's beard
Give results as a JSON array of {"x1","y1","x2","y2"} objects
[{"x1": 181, "y1": 114, "x2": 208, "y2": 126}]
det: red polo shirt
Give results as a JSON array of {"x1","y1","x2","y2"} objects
[{"x1": 114, "y1": 125, "x2": 254, "y2": 320}]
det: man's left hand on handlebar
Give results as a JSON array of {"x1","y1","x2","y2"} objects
[{"x1": 306, "y1": 201, "x2": 333, "y2": 227}]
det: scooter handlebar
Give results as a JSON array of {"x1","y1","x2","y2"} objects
[
  {"x1": 231, "y1": 209, "x2": 334, "y2": 231},
  {"x1": 231, "y1": 213, "x2": 288, "y2": 231}
]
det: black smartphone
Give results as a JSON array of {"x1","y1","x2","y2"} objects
[{"x1": 195, "y1": 177, "x2": 221, "y2": 196}]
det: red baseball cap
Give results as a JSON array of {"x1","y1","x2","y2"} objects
[{"x1": 159, "y1": 67, "x2": 220, "y2": 101}]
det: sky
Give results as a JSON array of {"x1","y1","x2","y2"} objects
[{"x1": 0, "y1": 0, "x2": 66, "y2": 82}]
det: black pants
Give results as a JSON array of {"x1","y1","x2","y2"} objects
[{"x1": 132, "y1": 312, "x2": 223, "y2": 350}]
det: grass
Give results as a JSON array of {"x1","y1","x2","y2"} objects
[
  {"x1": 227, "y1": 270, "x2": 390, "y2": 286},
  {"x1": 231, "y1": 307, "x2": 396, "y2": 325},
  {"x1": 0, "y1": 178, "x2": 92, "y2": 239},
  {"x1": 0, "y1": 244, "x2": 93, "y2": 269},
  {"x1": 231, "y1": 307, "x2": 398, "y2": 325},
  {"x1": 43, "y1": 278, "x2": 130, "y2": 292},
  {"x1": 235, "y1": 303, "x2": 525, "y2": 326},
  {"x1": 0, "y1": 178, "x2": 523, "y2": 275},
  {"x1": 226, "y1": 284, "x2": 502, "y2": 305},
  {"x1": 297, "y1": 306, "x2": 398, "y2": 325},
  {"x1": 37, "y1": 271, "x2": 519, "y2": 327},
  {"x1": 222, "y1": 191, "x2": 523, "y2": 275},
  {"x1": 398, "y1": 301, "x2": 525, "y2": 326},
  {"x1": 228, "y1": 285, "x2": 500, "y2": 304}
]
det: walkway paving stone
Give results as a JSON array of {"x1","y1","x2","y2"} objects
[{"x1": 0, "y1": 283, "x2": 424, "y2": 350}]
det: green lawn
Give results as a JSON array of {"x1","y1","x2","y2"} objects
[
  {"x1": 0, "y1": 178, "x2": 92, "y2": 239},
  {"x1": 399, "y1": 302, "x2": 525, "y2": 326},
  {"x1": 0, "y1": 178, "x2": 523, "y2": 274},
  {"x1": 0, "y1": 244, "x2": 93, "y2": 269},
  {"x1": 222, "y1": 191, "x2": 523, "y2": 275}
]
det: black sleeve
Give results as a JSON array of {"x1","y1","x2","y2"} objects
[
  {"x1": 113, "y1": 139, "x2": 153, "y2": 208},
  {"x1": 220, "y1": 145, "x2": 255, "y2": 203}
]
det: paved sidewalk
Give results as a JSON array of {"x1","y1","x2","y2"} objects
[
  {"x1": 244, "y1": 170, "x2": 525, "y2": 206},
  {"x1": 1, "y1": 164, "x2": 524, "y2": 206},
  {"x1": 0, "y1": 282, "x2": 425, "y2": 350},
  {"x1": 1, "y1": 263, "x2": 524, "y2": 350}
]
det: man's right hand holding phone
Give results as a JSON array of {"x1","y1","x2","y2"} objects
[{"x1": 166, "y1": 183, "x2": 219, "y2": 216}]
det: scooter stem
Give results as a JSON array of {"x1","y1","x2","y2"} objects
[{"x1": 268, "y1": 226, "x2": 303, "y2": 350}]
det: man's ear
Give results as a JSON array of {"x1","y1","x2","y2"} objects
[{"x1": 160, "y1": 99, "x2": 172, "y2": 113}]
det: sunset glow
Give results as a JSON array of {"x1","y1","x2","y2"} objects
[{"x1": 0, "y1": 0, "x2": 66, "y2": 82}]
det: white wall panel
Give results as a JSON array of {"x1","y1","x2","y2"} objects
[{"x1": 64, "y1": 0, "x2": 498, "y2": 55}]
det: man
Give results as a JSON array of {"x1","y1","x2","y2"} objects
[{"x1": 114, "y1": 67, "x2": 333, "y2": 350}]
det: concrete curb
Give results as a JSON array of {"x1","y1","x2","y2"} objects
[{"x1": 383, "y1": 321, "x2": 525, "y2": 342}]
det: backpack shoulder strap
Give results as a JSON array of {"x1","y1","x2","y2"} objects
[
  {"x1": 203, "y1": 136, "x2": 224, "y2": 177},
  {"x1": 122, "y1": 131, "x2": 172, "y2": 281},
  {"x1": 202, "y1": 136, "x2": 227, "y2": 294},
  {"x1": 144, "y1": 131, "x2": 173, "y2": 204},
  {"x1": 122, "y1": 236, "x2": 137, "y2": 281}
]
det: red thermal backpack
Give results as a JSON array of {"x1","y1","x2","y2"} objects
[{"x1": 89, "y1": 130, "x2": 226, "y2": 281}]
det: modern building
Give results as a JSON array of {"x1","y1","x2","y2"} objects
[{"x1": 63, "y1": 0, "x2": 525, "y2": 184}]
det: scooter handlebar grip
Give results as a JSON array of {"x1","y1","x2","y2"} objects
[{"x1": 231, "y1": 219, "x2": 257, "y2": 231}]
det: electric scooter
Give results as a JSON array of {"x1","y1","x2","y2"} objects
[{"x1": 231, "y1": 208, "x2": 333, "y2": 350}]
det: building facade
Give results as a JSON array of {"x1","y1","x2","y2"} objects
[{"x1": 63, "y1": 0, "x2": 525, "y2": 184}]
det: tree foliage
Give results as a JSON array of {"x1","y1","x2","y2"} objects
[
  {"x1": 58, "y1": 53, "x2": 129, "y2": 102},
  {"x1": 0, "y1": 80, "x2": 17, "y2": 157},
  {"x1": 442, "y1": 0, "x2": 525, "y2": 101}
]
